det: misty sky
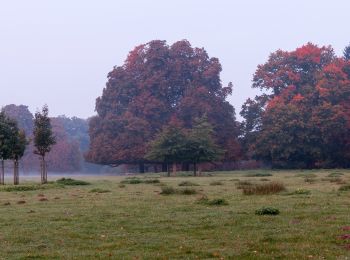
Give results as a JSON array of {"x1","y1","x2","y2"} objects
[{"x1": 1, "y1": 0, "x2": 349, "y2": 120}]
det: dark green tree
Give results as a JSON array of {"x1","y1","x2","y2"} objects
[
  {"x1": 185, "y1": 116, "x2": 224, "y2": 176},
  {"x1": 33, "y1": 105, "x2": 56, "y2": 184},
  {"x1": 146, "y1": 119, "x2": 187, "y2": 176}
]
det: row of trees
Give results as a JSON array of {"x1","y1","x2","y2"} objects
[
  {"x1": 0, "y1": 105, "x2": 55, "y2": 184},
  {"x1": 86, "y1": 40, "x2": 350, "y2": 172}
]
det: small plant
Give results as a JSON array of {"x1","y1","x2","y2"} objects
[
  {"x1": 290, "y1": 188, "x2": 311, "y2": 195},
  {"x1": 339, "y1": 185, "x2": 350, "y2": 191},
  {"x1": 118, "y1": 184, "x2": 126, "y2": 188},
  {"x1": 89, "y1": 188, "x2": 111, "y2": 193},
  {"x1": 260, "y1": 178, "x2": 270, "y2": 182},
  {"x1": 243, "y1": 182, "x2": 285, "y2": 195},
  {"x1": 56, "y1": 178, "x2": 90, "y2": 186},
  {"x1": 304, "y1": 177, "x2": 316, "y2": 183},
  {"x1": 210, "y1": 181, "x2": 223, "y2": 186},
  {"x1": 245, "y1": 173, "x2": 273, "y2": 177},
  {"x1": 255, "y1": 207, "x2": 280, "y2": 215},
  {"x1": 160, "y1": 186, "x2": 176, "y2": 195},
  {"x1": 178, "y1": 181, "x2": 199, "y2": 186}
]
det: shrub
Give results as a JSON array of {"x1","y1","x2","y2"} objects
[
  {"x1": 245, "y1": 173, "x2": 273, "y2": 177},
  {"x1": 255, "y1": 207, "x2": 280, "y2": 215},
  {"x1": 118, "y1": 184, "x2": 126, "y2": 188},
  {"x1": 339, "y1": 185, "x2": 350, "y2": 191},
  {"x1": 1, "y1": 185, "x2": 40, "y2": 192},
  {"x1": 89, "y1": 188, "x2": 111, "y2": 193},
  {"x1": 160, "y1": 186, "x2": 176, "y2": 195},
  {"x1": 56, "y1": 178, "x2": 90, "y2": 186},
  {"x1": 210, "y1": 181, "x2": 223, "y2": 186},
  {"x1": 178, "y1": 181, "x2": 199, "y2": 186},
  {"x1": 243, "y1": 182, "x2": 286, "y2": 195}
]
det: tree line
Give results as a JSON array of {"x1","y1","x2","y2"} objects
[
  {"x1": 0, "y1": 105, "x2": 55, "y2": 184},
  {"x1": 86, "y1": 40, "x2": 350, "y2": 173}
]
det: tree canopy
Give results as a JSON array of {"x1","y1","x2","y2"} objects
[
  {"x1": 86, "y1": 40, "x2": 241, "y2": 168},
  {"x1": 241, "y1": 43, "x2": 350, "y2": 168}
]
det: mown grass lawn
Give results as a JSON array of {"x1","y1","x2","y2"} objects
[{"x1": 0, "y1": 170, "x2": 350, "y2": 259}]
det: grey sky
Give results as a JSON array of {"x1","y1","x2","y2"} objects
[{"x1": 0, "y1": 0, "x2": 349, "y2": 119}]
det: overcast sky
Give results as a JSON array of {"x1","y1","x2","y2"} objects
[{"x1": 1, "y1": 0, "x2": 349, "y2": 120}]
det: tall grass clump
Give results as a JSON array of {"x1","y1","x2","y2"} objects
[
  {"x1": 245, "y1": 173, "x2": 273, "y2": 177},
  {"x1": 56, "y1": 178, "x2": 90, "y2": 186},
  {"x1": 243, "y1": 182, "x2": 286, "y2": 195},
  {"x1": 178, "y1": 181, "x2": 199, "y2": 186}
]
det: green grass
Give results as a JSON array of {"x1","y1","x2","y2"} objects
[{"x1": 0, "y1": 169, "x2": 350, "y2": 258}]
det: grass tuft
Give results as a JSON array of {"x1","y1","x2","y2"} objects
[
  {"x1": 255, "y1": 207, "x2": 280, "y2": 215},
  {"x1": 56, "y1": 178, "x2": 90, "y2": 186},
  {"x1": 89, "y1": 188, "x2": 111, "y2": 193},
  {"x1": 339, "y1": 185, "x2": 350, "y2": 191},
  {"x1": 160, "y1": 186, "x2": 176, "y2": 195},
  {"x1": 245, "y1": 173, "x2": 273, "y2": 177},
  {"x1": 243, "y1": 182, "x2": 285, "y2": 195},
  {"x1": 209, "y1": 181, "x2": 224, "y2": 186},
  {"x1": 178, "y1": 181, "x2": 199, "y2": 186}
]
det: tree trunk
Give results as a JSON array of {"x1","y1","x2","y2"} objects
[
  {"x1": 14, "y1": 159, "x2": 19, "y2": 185},
  {"x1": 153, "y1": 165, "x2": 158, "y2": 173},
  {"x1": 139, "y1": 162, "x2": 145, "y2": 173},
  {"x1": 193, "y1": 162, "x2": 197, "y2": 177},
  {"x1": 43, "y1": 158, "x2": 47, "y2": 184},
  {"x1": 1, "y1": 159, "x2": 4, "y2": 185},
  {"x1": 167, "y1": 163, "x2": 170, "y2": 177},
  {"x1": 172, "y1": 163, "x2": 177, "y2": 176},
  {"x1": 198, "y1": 163, "x2": 202, "y2": 176},
  {"x1": 41, "y1": 156, "x2": 48, "y2": 184}
]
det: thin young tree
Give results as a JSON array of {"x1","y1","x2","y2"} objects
[
  {"x1": 0, "y1": 112, "x2": 12, "y2": 184},
  {"x1": 33, "y1": 105, "x2": 56, "y2": 184},
  {"x1": 10, "y1": 130, "x2": 27, "y2": 185}
]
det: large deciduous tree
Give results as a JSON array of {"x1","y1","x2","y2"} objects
[
  {"x1": 241, "y1": 43, "x2": 350, "y2": 168},
  {"x1": 33, "y1": 105, "x2": 56, "y2": 183},
  {"x1": 86, "y1": 40, "x2": 241, "y2": 171}
]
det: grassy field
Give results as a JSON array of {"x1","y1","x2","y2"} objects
[{"x1": 1, "y1": 170, "x2": 350, "y2": 259}]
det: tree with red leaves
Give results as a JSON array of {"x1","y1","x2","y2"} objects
[
  {"x1": 86, "y1": 40, "x2": 240, "y2": 172},
  {"x1": 242, "y1": 43, "x2": 350, "y2": 168}
]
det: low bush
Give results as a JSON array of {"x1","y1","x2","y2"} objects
[
  {"x1": 178, "y1": 181, "x2": 199, "y2": 186},
  {"x1": 255, "y1": 207, "x2": 280, "y2": 215},
  {"x1": 0, "y1": 183, "x2": 61, "y2": 192},
  {"x1": 243, "y1": 182, "x2": 285, "y2": 195},
  {"x1": 56, "y1": 178, "x2": 90, "y2": 186},
  {"x1": 160, "y1": 186, "x2": 197, "y2": 195},
  {"x1": 89, "y1": 188, "x2": 111, "y2": 193},
  {"x1": 210, "y1": 181, "x2": 223, "y2": 186}
]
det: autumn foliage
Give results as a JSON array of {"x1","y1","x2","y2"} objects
[
  {"x1": 241, "y1": 43, "x2": 350, "y2": 168},
  {"x1": 86, "y1": 40, "x2": 241, "y2": 168}
]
